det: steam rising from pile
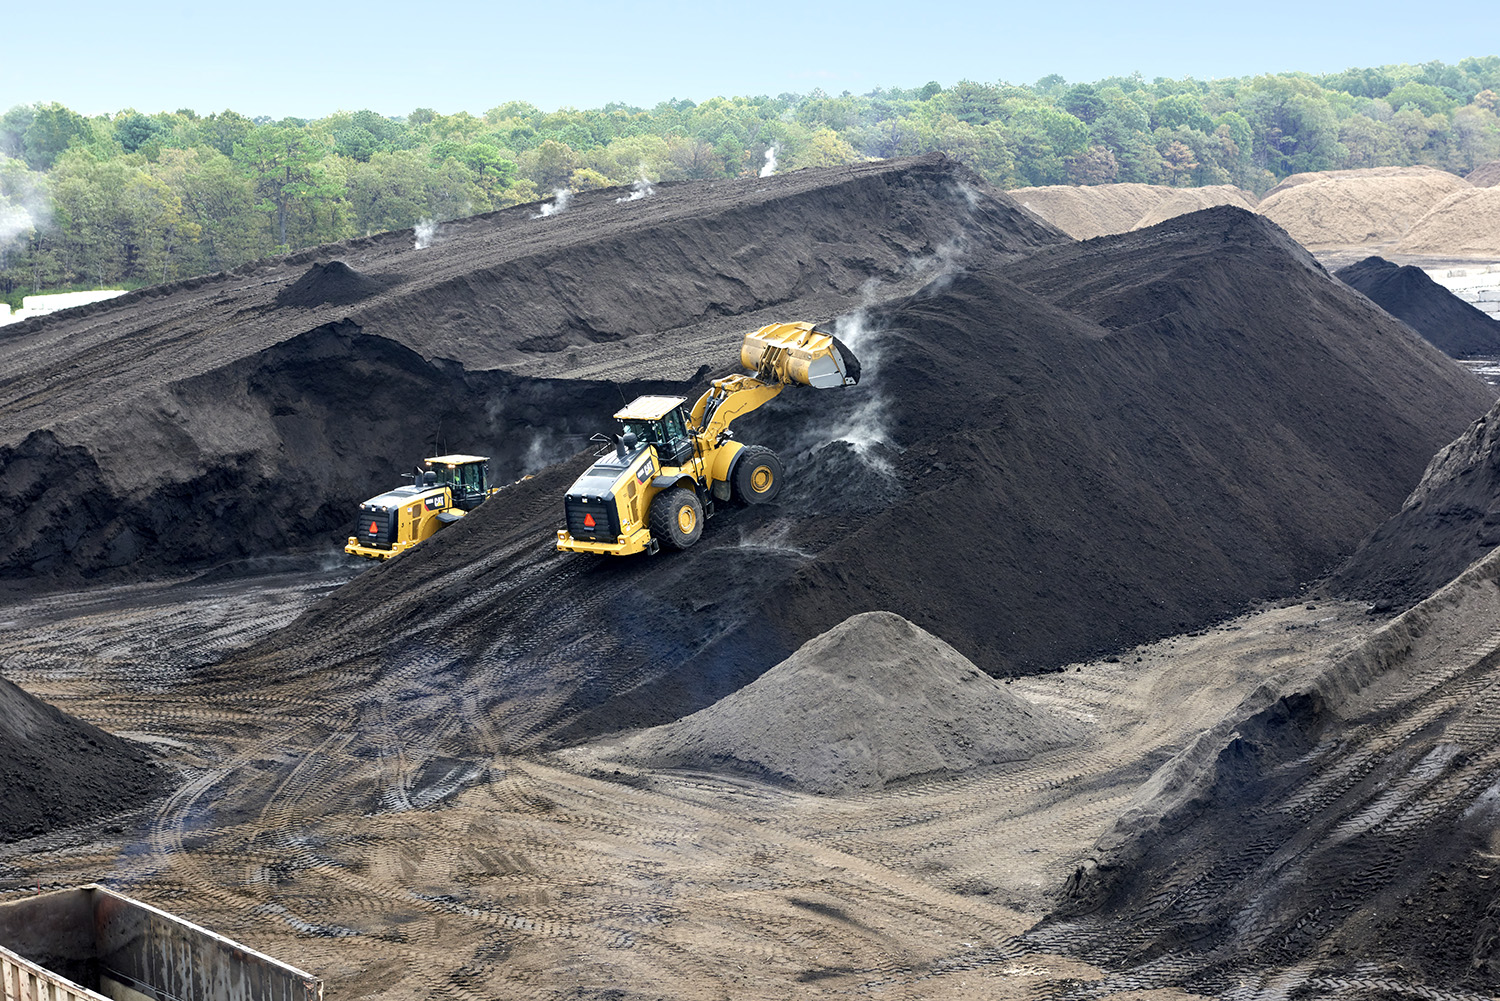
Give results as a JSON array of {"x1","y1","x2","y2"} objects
[
  {"x1": 414, "y1": 218, "x2": 439, "y2": 250},
  {"x1": 0, "y1": 155, "x2": 50, "y2": 253},
  {"x1": 533, "y1": 189, "x2": 572, "y2": 219},
  {"x1": 615, "y1": 172, "x2": 655, "y2": 203},
  {"x1": 760, "y1": 146, "x2": 778, "y2": 178}
]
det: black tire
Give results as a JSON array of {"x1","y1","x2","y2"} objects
[
  {"x1": 732, "y1": 445, "x2": 784, "y2": 505},
  {"x1": 649, "y1": 486, "x2": 704, "y2": 551}
]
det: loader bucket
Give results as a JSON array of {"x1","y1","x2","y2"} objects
[{"x1": 740, "y1": 321, "x2": 861, "y2": 388}]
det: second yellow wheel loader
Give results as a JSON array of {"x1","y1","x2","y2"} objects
[
  {"x1": 556, "y1": 321, "x2": 861, "y2": 556},
  {"x1": 345, "y1": 454, "x2": 498, "y2": 560}
]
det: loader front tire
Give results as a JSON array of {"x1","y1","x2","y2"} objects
[
  {"x1": 650, "y1": 487, "x2": 704, "y2": 551},
  {"x1": 732, "y1": 446, "x2": 783, "y2": 505}
]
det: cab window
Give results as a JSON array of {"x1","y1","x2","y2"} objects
[
  {"x1": 662, "y1": 410, "x2": 687, "y2": 443},
  {"x1": 620, "y1": 419, "x2": 663, "y2": 446}
]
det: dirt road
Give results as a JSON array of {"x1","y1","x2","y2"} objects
[{"x1": 0, "y1": 561, "x2": 1379, "y2": 999}]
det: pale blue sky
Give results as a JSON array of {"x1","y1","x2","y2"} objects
[{"x1": 2, "y1": 0, "x2": 1492, "y2": 118}]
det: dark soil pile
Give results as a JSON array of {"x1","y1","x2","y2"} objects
[
  {"x1": 1034, "y1": 547, "x2": 1500, "y2": 997},
  {"x1": 273, "y1": 260, "x2": 389, "y2": 308},
  {"x1": 0, "y1": 322, "x2": 694, "y2": 580},
  {"x1": 0, "y1": 675, "x2": 162, "y2": 842},
  {"x1": 0, "y1": 155, "x2": 1061, "y2": 585},
  {"x1": 1467, "y1": 160, "x2": 1500, "y2": 187},
  {"x1": 1335, "y1": 255, "x2": 1500, "y2": 356},
  {"x1": 1328, "y1": 396, "x2": 1500, "y2": 606},
  {"x1": 205, "y1": 205, "x2": 1491, "y2": 772},
  {"x1": 592, "y1": 611, "x2": 1080, "y2": 794}
]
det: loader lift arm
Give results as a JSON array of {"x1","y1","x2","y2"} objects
[{"x1": 689, "y1": 321, "x2": 860, "y2": 443}]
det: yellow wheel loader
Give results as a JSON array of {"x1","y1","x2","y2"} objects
[
  {"x1": 556, "y1": 321, "x2": 861, "y2": 556},
  {"x1": 345, "y1": 454, "x2": 498, "y2": 560}
]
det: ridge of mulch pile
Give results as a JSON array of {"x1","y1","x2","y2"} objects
[{"x1": 1329, "y1": 395, "x2": 1500, "y2": 607}]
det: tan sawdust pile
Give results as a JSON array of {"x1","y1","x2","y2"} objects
[
  {"x1": 1262, "y1": 164, "x2": 1455, "y2": 197},
  {"x1": 1396, "y1": 187, "x2": 1500, "y2": 256},
  {"x1": 1010, "y1": 183, "x2": 1177, "y2": 240},
  {"x1": 1463, "y1": 160, "x2": 1500, "y2": 188},
  {"x1": 1131, "y1": 185, "x2": 1260, "y2": 229},
  {"x1": 1257, "y1": 166, "x2": 1469, "y2": 248},
  {"x1": 599, "y1": 611, "x2": 1081, "y2": 795}
]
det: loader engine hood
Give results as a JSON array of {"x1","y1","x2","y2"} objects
[
  {"x1": 354, "y1": 484, "x2": 446, "y2": 549},
  {"x1": 563, "y1": 443, "x2": 652, "y2": 542}
]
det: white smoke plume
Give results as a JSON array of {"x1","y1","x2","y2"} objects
[
  {"x1": 776, "y1": 285, "x2": 897, "y2": 484},
  {"x1": 520, "y1": 429, "x2": 574, "y2": 475},
  {"x1": 532, "y1": 188, "x2": 572, "y2": 219},
  {"x1": 735, "y1": 520, "x2": 811, "y2": 557},
  {"x1": 905, "y1": 237, "x2": 966, "y2": 291},
  {"x1": 615, "y1": 171, "x2": 655, "y2": 203},
  {"x1": 759, "y1": 145, "x2": 778, "y2": 178},
  {"x1": 0, "y1": 202, "x2": 33, "y2": 245},
  {"x1": 414, "y1": 218, "x2": 439, "y2": 250},
  {"x1": 0, "y1": 154, "x2": 50, "y2": 254},
  {"x1": 824, "y1": 304, "x2": 894, "y2": 470}
]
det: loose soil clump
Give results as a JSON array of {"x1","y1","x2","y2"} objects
[
  {"x1": 1257, "y1": 165, "x2": 1469, "y2": 248},
  {"x1": 0, "y1": 675, "x2": 161, "y2": 842},
  {"x1": 1335, "y1": 255, "x2": 1500, "y2": 356},
  {"x1": 274, "y1": 260, "x2": 390, "y2": 308},
  {"x1": 587, "y1": 611, "x2": 1080, "y2": 794}
]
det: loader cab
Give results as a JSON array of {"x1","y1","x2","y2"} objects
[
  {"x1": 615, "y1": 396, "x2": 694, "y2": 466},
  {"x1": 424, "y1": 454, "x2": 492, "y2": 511}
]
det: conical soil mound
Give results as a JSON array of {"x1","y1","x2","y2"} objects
[
  {"x1": 601, "y1": 611, "x2": 1081, "y2": 794},
  {"x1": 0, "y1": 675, "x2": 162, "y2": 842},
  {"x1": 1335, "y1": 255, "x2": 1500, "y2": 357}
]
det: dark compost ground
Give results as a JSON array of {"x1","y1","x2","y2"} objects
[
  {"x1": 0, "y1": 155, "x2": 1057, "y2": 586},
  {"x1": 171, "y1": 206, "x2": 1493, "y2": 815},
  {"x1": 1335, "y1": 255, "x2": 1500, "y2": 357},
  {"x1": 1036, "y1": 547, "x2": 1500, "y2": 996}
]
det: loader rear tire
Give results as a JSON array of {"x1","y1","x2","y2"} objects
[
  {"x1": 732, "y1": 446, "x2": 783, "y2": 505},
  {"x1": 650, "y1": 487, "x2": 704, "y2": 551}
]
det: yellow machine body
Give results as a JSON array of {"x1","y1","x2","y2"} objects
[
  {"x1": 556, "y1": 322, "x2": 859, "y2": 556},
  {"x1": 345, "y1": 453, "x2": 497, "y2": 560}
]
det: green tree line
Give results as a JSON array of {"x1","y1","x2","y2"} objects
[{"x1": 2, "y1": 55, "x2": 1498, "y2": 302}]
